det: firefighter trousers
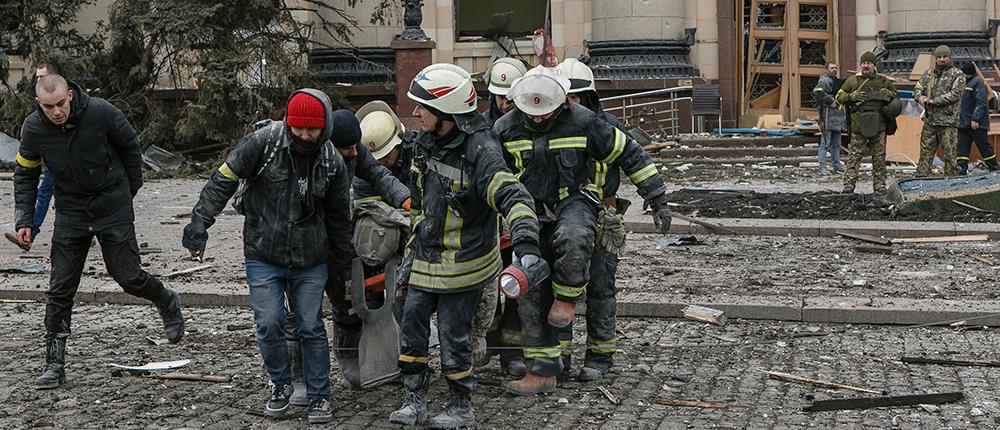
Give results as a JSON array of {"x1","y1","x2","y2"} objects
[{"x1": 399, "y1": 287, "x2": 483, "y2": 393}]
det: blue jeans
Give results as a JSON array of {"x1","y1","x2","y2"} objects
[
  {"x1": 246, "y1": 260, "x2": 331, "y2": 400},
  {"x1": 818, "y1": 129, "x2": 844, "y2": 170},
  {"x1": 32, "y1": 167, "x2": 53, "y2": 239}
]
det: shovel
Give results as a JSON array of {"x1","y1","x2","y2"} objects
[{"x1": 350, "y1": 257, "x2": 401, "y2": 388}]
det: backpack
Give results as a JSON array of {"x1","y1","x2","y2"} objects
[{"x1": 231, "y1": 121, "x2": 285, "y2": 214}]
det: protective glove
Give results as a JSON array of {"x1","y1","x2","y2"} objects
[
  {"x1": 849, "y1": 91, "x2": 867, "y2": 104},
  {"x1": 646, "y1": 195, "x2": 672, "y2": 235},
  {"x1": 182, "y1": 222, "x2": 208, "y2": 256},
  {"x1": 876, "y1": 88, "x2": 896, "y2": 101},
  {"x1": 513, "y1": 242, "x2": 541, "y2": 267},
  {"x1": 472, "y1": 336, "x2": 489, "y2": 366}
]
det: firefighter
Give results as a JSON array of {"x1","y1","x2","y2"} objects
[
  {"x1": 389, "y1": 63, "x2": 541, "y2": 429},
  {"x1": 483, "y1": 57, "x2": 529, "y2": 128},
  {"x1": 553, "y1": 57, "x2": 630, "y2": 381},
  {"x1": 493, "y1": 66, "x2": 670, "y2": 395}
]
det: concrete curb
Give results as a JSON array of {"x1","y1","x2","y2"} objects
[
  {"x1": 624, "y1": 218, "x2": 1000, "y2": 239},
  {"x1": 6, "y1": 289, "x2": 1000, "y2": 326}
]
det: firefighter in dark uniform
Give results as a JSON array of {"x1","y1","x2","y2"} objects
[
  {"x1": 493, "y1": 66, "x2": 670, "y2": 396},
  {"x1": 15, "y1": 74, "x2": 185, "y2": 390},
  {"x1": 482, "y1": 57, "x2": 529, "y2": 128},
  {"x1": 553, "y1": 58, "x2": 631, "y2": 382},
  {"x1": 389, "y1": 63, "x2": 541, "y2": 429}
]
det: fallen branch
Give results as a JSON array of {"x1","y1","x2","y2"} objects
[
  {"x1": 891, "y1": 234, "x2": 989, "y2": 244},
  {"x1": 655, "y1": 398, "x2": 749, "y2": 409},
  {"x1": 901, "y1": 356, "x2": 1000, "y2": 368},
  {"x1": 765, "y1": 370, "x2": 883, "y2": 395},
  {"x1": 152, "y1": 372, "x2": 231, "y2": 383},
  {"x1": 803, "y1": 392, "x2": 963, "y2": 412}
]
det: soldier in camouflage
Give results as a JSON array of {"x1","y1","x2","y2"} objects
[
  {"x1": 836, "y1": 51, "x2": 899, "y2": 195},
  {"x1": 914, "y1": 45, "x2": 965, "y2": 177}
]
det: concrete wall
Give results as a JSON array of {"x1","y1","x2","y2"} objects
[
  {"x1": 592, "y1": 0, "x2": 685, "y2": 41},
  {"x1": 315, "y1": 0, "x2": 404, "y2": 47},
  {"x1": 886, "y1": 0, "x2": 987, "y2": 33},
  {"x1": 686, "y1": 0, "x2": 718, "y2": 79}
]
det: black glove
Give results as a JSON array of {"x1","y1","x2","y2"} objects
[
  {"x1": 182, "y1": 222, "x2": 208, "y2": 253},
  {"x1": 513, "y1": 242, "x2": 541, "y2": 267},
  {"x1": 647, "y1": 196, "x2": 672, "y2": 235}
]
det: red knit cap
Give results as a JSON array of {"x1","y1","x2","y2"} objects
[{"x1": 286, "y1": 93, "x2": 326, "y2": 129}]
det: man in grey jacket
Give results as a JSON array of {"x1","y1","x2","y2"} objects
[
  {"x1": 182, "y1": 89, "x2": 352, "y2": 424},
  {"x1": 813, "y1": 62, "x2": 846, "y2": 175}
]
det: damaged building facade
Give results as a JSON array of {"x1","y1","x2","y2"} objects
[{"x1": 6, "y1": 0, "x2": 1000, "y2": 129}]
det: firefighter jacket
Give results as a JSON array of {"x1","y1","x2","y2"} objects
[
  {"x1": 836, "y1": 72, "x2": 899, "y2": 138},
  {"x1": 959, "y1": 74, "x2": 990, "y2": 130},
  {"x1": 914, "y1": 64, "x2": 965, "y2": 127},
  {"x1": 352, "y1": 134, "x2": 415, "y2": 205},
  {"x1": 15, "y1": 81, "x2": 142, "y2": 231},
  {"x1": 346, "y1": 140, "x2": 410, "y2": 208},
  {"x1": 187, "y1": 89, "x2": 353, "y2": 272},
  {"x1": 406, "y1": 114, "x2": 540, "y2": 293},
  {"x1": 492, "y1": 105, "x2": 667, "y2": 208}
]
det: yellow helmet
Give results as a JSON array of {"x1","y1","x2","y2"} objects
[{"x1": 356, "y1": 100, "x2": 405, "y2": 159}]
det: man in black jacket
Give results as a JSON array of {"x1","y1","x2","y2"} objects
[
  {"x1": 957, "y1": 62, "x2": 999, "y2": 174},
  {"x1": 182, "y1": 89, "x2": 351, "y2": 424},
  {"x1": 14, "y1": 74, "x2": 185, "y2": 390}
]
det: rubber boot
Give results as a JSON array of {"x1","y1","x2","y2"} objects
[
  {"x1": 35, "y1": 334, "x2": 67, "y2": 390},
  {"x1": 504, "y1": 358, "x2": 527, "y2": 378},
  {"x1": 547, "y1": 299, "x2": 575, "y2": 328},
  {"x1": 428, "y1": 387, "x2": 474, "y2": 429},
  {"x1": 332, "y1": 323, "x2": 361, "y2": 388},
  {"x1": 505, "y1": 372, "x2": 556, "y2": 396},
  {"x1": 557, "y1": 354, "x2": 572, "y2": 382},
  {"x1": 155, "y1": 288, "x2": 185, "y2": 343},
  {"x1": 389, "y1": 371, "x2": 429, "y2": 426},
  {"x1": 577, "y1": 361, "x2": 611, "y2": 382},
  {"x1": 288, "y1": 340, "x2": 308, "y2": 406}
]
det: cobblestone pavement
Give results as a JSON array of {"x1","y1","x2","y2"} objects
[{"x1": 2, "y1": 302, "x2": 999, "y2": 429}]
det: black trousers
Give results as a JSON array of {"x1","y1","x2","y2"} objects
[
  {"x1": 957, "y1": 128, "x2": 1000, "y2": 174},
  {"x1": 398, "y1": 287, "x2": 483, "y2": 393},
  {"x1": 45, "y1": 223, "x2": 169, "y2": 335},
  {"x1": 556, "y1": 246, "x2": 620, "y2": 372}
]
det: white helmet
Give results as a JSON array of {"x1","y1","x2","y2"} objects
[
  {"x1": 555, "y1": 58, "x2": 596, "y2": 93},
  {"x1": 356, "y1": 100, "x2": 405, "y2": 160},
  {"x1": 485, "y1": 58, "x2": 528, "y2": 96},
  {"x1": 407, "y1": 63, "x2": 478, "y2": 114},
  {"x1": 508, "y1": 66, "x2": 568, "y2": 116}
]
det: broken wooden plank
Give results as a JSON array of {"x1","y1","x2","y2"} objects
[
  {"x1": 952, "y1": 199, "x2": 990, "y2": 213},
  {"x1": 163, "y1": 264, "x2": 212, "y2": 278},
  {"x1": 673, "y1": 213, "x2": 738, "y2": 235},
  {"x1": 970, "y1": 254, "x2": 996, "y2": 266},
  {"x1": 802, "y1": 392, "x2": 964, "y2": 412},
  {"x1": 139, "y1": 247, "x2": 163, "y2": 255},
  {"x1": 655, "y1": 398, "x2": 749, "y2": 409},
  {"x1": 152, "y1": 372, "x2": 231, "y2": 383},
  {"x1": 765, "y1": 371, "x2": 883, "y2": 395},
  {"x1": 836, "y1": 230, "x2": 892, "y2": 246},
  {"x1": 891, "y1": 234, "x2": 989, "y2": 244},
  {"x1": 0, "y1": 299, "x2": 35, "y2": 304},
  {"x1": 683, "y1": 305, "x2": 727, "y2": 326},
  {"x1": 854, "y1": 244, "x2": 893, "y2": 255},
  {"x1": 901, "y1": 357, "x2": 1000, "y2": 368}
]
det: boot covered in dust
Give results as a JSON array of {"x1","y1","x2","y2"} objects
[
  {"x1": 287, "y1": 339, "x2": 308, "y2": 406},
  {"x1": 505, "y1": 372, "x2": 556, "y2": 396},
  {"x1": 428, "y1": 386, "x2": 474, "y2": 429},
  {"x1": 389, "y1": 370, "x2": 430, "y2": 426},
  {"x1": 35, "y1": 333, "x2": 67, "y2": 390}
]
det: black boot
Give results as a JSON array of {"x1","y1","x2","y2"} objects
[
  {"x1": 428, "y1": 386, "x2": 474, "y2": 429},
  {"x1": 35, "y1": 334, "x2": 67, "y2": 390},
  {"x1": 155, "y1": 288, "x2": 185, "y2": 343},
  {"x1": 389, "y1": 371, "x2": 429, "y2": 426}
]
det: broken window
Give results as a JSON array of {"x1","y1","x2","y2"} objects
[
  {"x1": 756, "y1": 3, "x2": 786, "y2": 29},
  {"x1": 800, "y1": 75, "x2": 819, "y2": 109},
  {"x1": 799, "y1": 40, "x2": 828, "y2": 65},
  {"x1": 799, "y1": 4, "x2": 828, "y2": 31},
  {"x1": 754, "y1": 39, "x2": 784, "y2": 65},
  {"x1": 455, "y1": 1, "x2": 545, "y2": 40}
]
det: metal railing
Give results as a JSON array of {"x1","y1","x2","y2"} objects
[{"x1": 600, "y1": 86, "x2": 693, "y2": 139}]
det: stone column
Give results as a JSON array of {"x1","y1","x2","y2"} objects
[
  {"x1": 393, "y1": 0, "x2": 435, "y2": 125},
  {"x1": 592, "y1": 0, "x2": 685, "y2": 41},
  {"x1": 587, "y1": 0, "x2": 697, "y2": 80},
  {"x1": 880, "y1": 0, "x2": 994, "y2": 73}
]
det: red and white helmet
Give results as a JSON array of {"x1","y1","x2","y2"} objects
[
  {"x1": 485, "y1": 58, "x2": 528, "y2": 96},
  {"x1": 555, "y1": 58, "x2": 596, "y2": 93},
  {"x1": 407, "y1": 63, "x2": 478, "y2": 114},
  {"x1": 508, "y1": 66, "x2": 569, "y2": 116}
]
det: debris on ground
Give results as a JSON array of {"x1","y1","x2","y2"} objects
[
  {"x1": 802, "y1": 392, "x2": 964, "y2": 412},
  {"x1": 109, "y1": 359, "x2": 191, "y2": 374},
  {"x1": 597, "y1": 386, "x2": 620, "y2": 405},
  {"x1": 901, "y1": 357, "x2": 1000, "y2": 368},
  {"x1": 683, "y1": 305, "x2": 727, "y2": 326},
  {"x1": 655, "y1": 398, "x2": 750, "y2": 409}
]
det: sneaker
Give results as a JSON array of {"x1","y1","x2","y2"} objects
[
  {"x1": 308, "y1": 398, "x2": 333, "y2": 424},
  {"x1": 265, "y1": 383, "x2": 291, "y2": 417},
  {"x1": 5, "y1": 232, "x2": 29, "y2": 252}
]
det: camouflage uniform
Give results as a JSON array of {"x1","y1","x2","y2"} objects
[
  {"x1": 913, "y1": 63, "x2": 964, "y2": 177},
  {"x1": 836, "y1": 71, "x2": 899, "y2": 193}
]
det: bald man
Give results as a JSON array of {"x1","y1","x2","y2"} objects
[{"x1": 14, "y1": 74, "x2": 185, "y2": 390}]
